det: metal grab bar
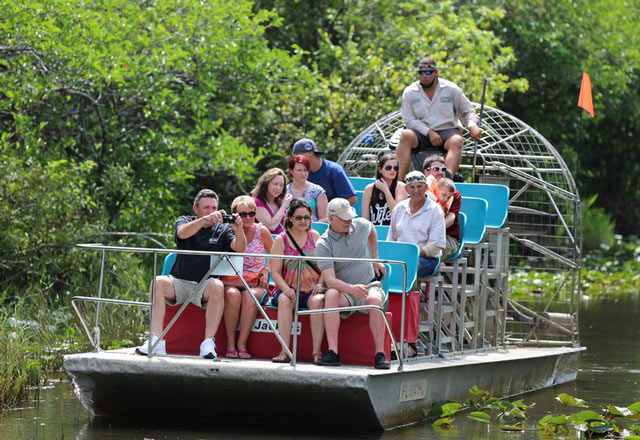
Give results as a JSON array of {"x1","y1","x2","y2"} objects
[
  {"x1": 76, "y1": 243, "x2": 410, "y2": 367},
  {"x1": 298, "y1": 304, "x2": 404, "y2": 371},
  {"x1": 71, "y1": 296, "x2": 151, "y2": 350}
]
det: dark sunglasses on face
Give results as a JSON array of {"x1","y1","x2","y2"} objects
[
  {"x1": 293, "y1": 215, "x2": 312, "y2": 221},
  {"x1": 236, "y1": 211, "x2": 256, "y2": 218},
  {"x1": 425, "y1": 166, "x2": 447, "y2": 172},
  {"x1": 384, "y1": 165, "x2": 399, "y2": 171},
  {"x1": 417, "y1": 69, "x2": 435, "y2": 76}
]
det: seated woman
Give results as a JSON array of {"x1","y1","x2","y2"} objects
[
  {"x1": 361, "y1": 153, "x2": 407, "y2": 226},
  {"x1": 222, "y1": 196, "x2": 274, "y2": 358},
  {"x1": 286, "y1": 154, "x2": 328, "y2": 223},
  {"x1": 252, "y1": 168, "x2": 291, "y2": 234},
  {"x1": 269, "y1": 198, "x2": 325, "y2": 363}
]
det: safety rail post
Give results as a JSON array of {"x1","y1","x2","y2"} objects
[
  {"x1": 93, "y1": 249, "x2": 106, "y2": 352},
  {"x1": 291, "y1": 259, "x2": 303, "y2": 367},
  {"x1": 148, "y1": 251, "x2": 158, "y2": 358}
]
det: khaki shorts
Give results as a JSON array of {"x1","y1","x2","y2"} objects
[
  {"x1": 443, "y1": 235, "x2": 460, "y2": 260},
  {"x1": 167, "y1": 275, "x2": 215, "y2": 308},
  {"x1": 341, "y1": 281, "x2": 388, "y2": 318}
]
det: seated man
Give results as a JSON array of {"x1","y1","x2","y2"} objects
[
  {"x1": 388, "y1": 171, "x2": 446, "y2": 277},
  {"x1": 315, "y1": 198, "x2": 390, "y2": 369},
  {"x1": 395, "y1": 56, "x2": 481, "y2": 181},
  {"x1": 292, "y1": 138, "x2": 357, "y2": 206},
  {"x1": 136, "y1": 189, "x2": 246, "y2": 358},
  {"x1": 423, "y1": 155, "x2": 462, "y2": 259}
]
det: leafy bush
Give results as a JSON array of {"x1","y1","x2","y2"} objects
[{"x1": 582, "y1": 194, "x2": 615, "y2": 251}]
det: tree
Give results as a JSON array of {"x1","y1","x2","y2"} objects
[
  {"x1": 0, "y1": 0, "x2": 321, "y2": 299},
  {"x1": 481, "y1": 0, "x2": 640, "y2": 234}
]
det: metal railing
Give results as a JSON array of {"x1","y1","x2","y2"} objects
[{"x1": 73, "y1": 243, "x2": 409, "y2": 370}]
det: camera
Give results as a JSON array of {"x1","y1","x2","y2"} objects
[{"x1": 221, "y1": 214, "x2": 236, "y2": 223}]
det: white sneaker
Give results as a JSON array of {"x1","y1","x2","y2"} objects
[
  {"x1": 199, "y1": 338, "x2": 217, "y2": 359},
  {"x1": 135, "y1": 335, "x2": 166, "y2": 356}
]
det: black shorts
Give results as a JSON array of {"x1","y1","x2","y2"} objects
[{"x1": 411, "y1": 128, "x2": 462, "y2": 153}]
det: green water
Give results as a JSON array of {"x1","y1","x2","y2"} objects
[{"x1": 2, "y1": 294, "x2": 638, "y2": 439}]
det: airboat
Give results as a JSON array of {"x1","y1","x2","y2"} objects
[{"x1": 63, "y1": 104, "x2": 583, "y2": 431}]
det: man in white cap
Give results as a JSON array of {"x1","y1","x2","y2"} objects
[
  {"x1": 314, "y1": 198, "x2": 390, "y2": 369},
  {"x1": 292, "y1": 138, "x2": 357, "y2": 205},
  {"x1": 388, "y1": 171, "x2": 446, "y2": 276},
  {"x1": 395, "y1": 56, "x2": 482, "y2": 181}
]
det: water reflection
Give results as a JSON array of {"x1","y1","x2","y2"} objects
[{"x1": 1, "y1": 294, "x2": 638, "y2": 440}]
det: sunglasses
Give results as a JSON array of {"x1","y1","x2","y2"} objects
[
  {"x1": 383, "y1": 165, "x2": 399, "y2": 171},
  {"x1": 236, "y1": 211, "x2": 256, "y2": 218},
  {"x1": 293, "y1": 215, "x2": 312, "y2": 221},
  {"x1": 425, "y1": 166, "x2": 447, "y2": 172},
  {"x1": 417, "y1": 69, "x2": 435, "y2": 76}
]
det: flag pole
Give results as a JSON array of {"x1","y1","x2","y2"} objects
[{"x1": 472, "y1": 79, "x2": 487, "y2": 183}]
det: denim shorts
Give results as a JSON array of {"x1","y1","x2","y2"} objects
[{"x1": 271, "y1": 289, "x2": 312, "y2": 309}]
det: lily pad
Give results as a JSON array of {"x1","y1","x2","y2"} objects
[
  {"x1": 468, "y1": 411, "x2": 492, "y2": 423},
  {"x1": 568, "y1": 410, "x2": 606, "y2": 423},
  {"x1": 556, "y1": 393, "x2": 588, "y2": 407}
]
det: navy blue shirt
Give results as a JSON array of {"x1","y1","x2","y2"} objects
[
  {"x1": 307, "y1": 159, "x2": 356, "y2": 201},
  {"x1": 170, "y1": 215, "x2": 235, "y2": 282}
]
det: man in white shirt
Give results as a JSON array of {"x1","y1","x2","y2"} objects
[
  {"x1": 388, "y1": 171, "x2": 446, "y2": 277},
  {"x1": 395, "y1": 57, "x2": 482, "y2": 181}
]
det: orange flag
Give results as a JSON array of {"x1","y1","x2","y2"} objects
[{"x1": 577, "y1": 72, "x2": 594, "y2": 117}]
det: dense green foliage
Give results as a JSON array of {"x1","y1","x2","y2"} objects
[
  {"x1": 0, "y1": 0, "x2": 519, "y2": 306},
  {"x1": 487, "y1": 0, "x2": 640, "y2": 235}
]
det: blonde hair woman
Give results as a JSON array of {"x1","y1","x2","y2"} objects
[{"x1": 221, "y1": 196, "x2": 274, "y2": 358}]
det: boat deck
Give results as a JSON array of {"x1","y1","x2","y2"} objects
[{"x1": 64, "y1": 345, "x2": 583, "y2": 430}]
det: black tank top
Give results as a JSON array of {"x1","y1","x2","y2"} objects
[{"x1": 368, "y1": 183, "x2": 396, "y2": 225}]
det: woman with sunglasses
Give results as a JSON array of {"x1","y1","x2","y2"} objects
[
  {"x1": 269, "y1": 198, "x2": 325, "y2": 363},
  {"x1": 361, "y1": 153, "x2": 407, "y2": 225},
  {"x1": 221, "y1": 196, "x2": 274, "y2": 358},
  {"x1": 286, "y1": 155, "x2": 328, "y2": 223},
  {"x1": 252, "y1": 168, "x2": 292, "y2": 234}
]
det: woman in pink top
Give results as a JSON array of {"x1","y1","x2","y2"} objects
[
  {"x1": 222, "y1": 196, "x2": 273, "y2": 359},
  {"x1": 269, "y1": 198, "x2": 325, "y2": 363},
  {"x1": 252, "y1": 168, "x2": 292, "y2": 234}
]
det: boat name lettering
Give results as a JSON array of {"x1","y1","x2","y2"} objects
[
  {"x1": 399, "y1": 380, "x2": 426, "y2": 402},
  {"x1": 252, "y1": 318, "x2": 301, "y2": 335}
]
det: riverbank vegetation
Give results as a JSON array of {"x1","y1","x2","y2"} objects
[{"x1": 1, "y1": 0, "x2": 638, "y2": 407}]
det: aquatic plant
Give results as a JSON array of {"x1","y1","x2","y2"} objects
[{"x1": 427, "y1": 388, "x2": 640, "y2": 438}]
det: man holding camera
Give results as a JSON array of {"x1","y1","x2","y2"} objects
[{"x1": 136, "y1": 189, "x2": 246, "y2": 359}]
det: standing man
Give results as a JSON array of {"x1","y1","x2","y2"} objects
[
  {"x1": 396, "y1": 56, "x2": 482, "y2": 181},
  {"x1": 423, "y1": 155, "x2": 462, "y2": 259},
  {"x1": 136, "y1": 189, "x2": 246, "y2": 359},
  {"x1": 292, "y1": 138, "x2": 357, "y2": 206},
  {"x1": 388, "y1": 171, "x2": 446, "y2": 277},
  {"x1": 315, "y1": 198, "x2": 390, "y2": 369}
]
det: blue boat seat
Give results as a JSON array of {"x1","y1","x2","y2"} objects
[
  {"x1": 375, "y1": 224, "x2": 390, "y2": 240},
  {"x1": 455, "y1": 183, "x2": 509, "y2": 228},
  {"x1": 459, "y1": 197, "x2": 488, "y2": 245},
  {"x1": 162, "y1": 253, "x2": 177, "y2": 276},
  {"x1": 354, "y1": 190, "x2": 364, "y2": 217},
  {"x1": 445, "y1": 212, "x2": 466, "y2": 261},
  {"x1": 378, "y1": 241, "x2": 419, "y2": 293},
  {"x1": 349, "y1": 176, "x2": 375, "y2": 191},
  {"x1": 311, "y1": 222, "x2": 329, "y2": 235}
]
